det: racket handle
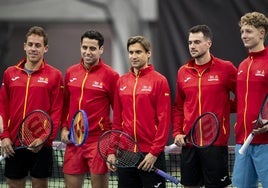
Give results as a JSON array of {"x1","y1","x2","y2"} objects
[
  {"x1": 164, "y1": 143, "x2": 178, "y2": 153},
  {"x1": 155, "y1": 168, "x2": 179, "y2": 185},
  {"x1": 0, "y1": 154, "x2": 6, "y2": 162},
  {"x1": 238, "y1": 133, "x2": 254, "y2": 155}
]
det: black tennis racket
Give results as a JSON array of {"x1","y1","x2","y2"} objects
[
  {"x1": 166, "y1": 112, "x2": 219, "y2": 151},
  {"x1": 68, "y1": 109, "x2": 89, "y2": 146},
  {"x1": 0, "y1": 109, "x2": 53, "y2": 161},
  {"x1": 188, "y1": 112, "x2": 220, "y2": 148},
  {"x1": 239, "y1": 94, "x2": 268, "y2": 154},
  {"x1": 98, "y1": 130, "x2": 179, "y2": 185}
]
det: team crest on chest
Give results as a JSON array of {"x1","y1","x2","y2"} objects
[
  {"x1": 255, "y1": 70, "x2": 265, "y2": 77},
  {"x1": 37, "y1": 77, "x2": 48, "y2": 84},
  {"x1": 92, "y1": 81, "x2": 103, "y2": 89},
  {"x1": 141, "y1": 85, "x2": 152, "y2": 92},
  {"x1": 208, "y1": 75, "x2": 219, "y2": 82}
]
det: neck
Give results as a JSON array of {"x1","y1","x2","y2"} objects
[
  {"x1": 248, "y1": 43, "x2": 265, "y2": 53},
  {"x1": 25, "y1": 61, "x2": 41, "y2": 71},
  {"x1": 195, "y1": 53, "x2": 211, "y2": 65}
]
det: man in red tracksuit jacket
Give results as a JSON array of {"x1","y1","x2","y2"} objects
[
  {"x1": 0, "y1": 26, "x2": 64, "y2": 188},
  {"x1": 61, "y1": 30, "x2": 119, "y2": 188},
  {"x1": 232, "y1": 11, "x2": 268, "y2": 188},
  {"x1": 107, "y1": 36, "x2": 171, "y2": 188},
  {"x1": 172, "y1": 25, "x2": 237, "y2": 187}
]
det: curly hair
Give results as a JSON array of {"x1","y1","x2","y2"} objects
[{"x1": 239, "y1": 12, "x2": 268, "y2": 38}]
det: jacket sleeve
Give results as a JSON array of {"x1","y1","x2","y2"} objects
[
  {"x1": 48, "y1": 71, "x2": 64, "y2": 142},
  {"x1": 61, "y1": 71, "x2": 70, "y2": 130},
  {"x1": 107, "y1": 72, "x2": 119, "y2": 109},
  {"x1": 0, "y1": 71, "x2": 10, "y2": 139},
  {"x1": 150, "y1": 78, "x2": 171, "y2": 156},
  {"x1": 172, "y1": 70, "x2": 185, "y2": 138},
  {"x1": 112, "y1": 80, "x2": 123, "y2": 131},
  {"x1": 227, "y1": 63, "x2": 237, "y2": 113}
]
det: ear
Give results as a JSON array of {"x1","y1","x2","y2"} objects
[
  {"x1": 147, "y1": 50, "x2": 152, "y2": 58},
  {"x1": 259, "y1": 28, "x2": 266, "y2": 39},
  {"x1": 44, "y1": 45, "x2": 49, "y2": 53},
  {"x1": 23, "y1": 43, "x2": 27, "y2": 51},
  {"x1": 207, "y1": 39, "x2": 212, "y2": 48},
  {"x1": 99, "y1": 45, "x2": 104, "y2": 55}
]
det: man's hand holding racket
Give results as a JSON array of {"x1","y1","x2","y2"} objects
[
  {"x1": 137, "y1": 152, "x2": 157, "y2": 172},
  {"x1": 239, "y1": 95, "x2": 268, "y2": 155},
  {"x1": 61, "y1": 109, "x2": 89, "y2": 146},
  {"x1": 98, "y1": 130, "x2": 180, "y2": 185},
  {"x1": 1, "y1": 138, "x2": 15, "y2": 158},
  {"x1": 174, "y1": 134, "x2": 187, "y2": 147},
  {"x1": 252, "y1": 119, "x2": 268, "y2": 135},
  {"x1": 0, "y1": 110, "x2": 53, "y2": 161}
]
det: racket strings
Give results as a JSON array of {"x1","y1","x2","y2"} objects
[
  {"x1": 73, "y1": 112, "x2": 85, "y2": 144},
  {"x1": 260, "y1": 97, "x2": 268, "y2": 126},
  {"x1": 98, "y1": 131, "x2": 140, "y2": 167},
  {"x1": 18, "y1": 112, "x2": 52, "y2": 146},
  {"x1": 192, "y1": 114, "x2": 219, "y2": 147}
]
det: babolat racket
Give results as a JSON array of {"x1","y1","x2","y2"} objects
[
  {"x1": 239, "y1": 95, "x2": 268, "y2": 155},
  {"x1": 185, "y1": 112, "x2": 220, "y2": 148},
  {"x1": 0, "y1": 109, "x2": 53, "y2": 161},
  {"x1": 98, "y1": 130, "x2": 179, "y2": 185},
  {"x1": 68, "y1": 110, "x2": 88, "y2": 146},
  {"x1": 165, "y1": 112, "x2": 219, "y2": 150}
]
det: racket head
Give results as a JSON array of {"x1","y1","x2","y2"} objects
[
  {"x1": 97, "y1": 130, "x2": 141, "y2": 168},
  {"x1": 258, "y1": 94, "x2": 268, "y2": 127},
  {"x1": 69, "y1": 110, "x2": 89, "y2": 146},
  {"x1": 190, "y1": 112, "x2": 220, "y2": 148},
  {"x1": 17, "y1": 110, "x2": 53, "y2": 148}
]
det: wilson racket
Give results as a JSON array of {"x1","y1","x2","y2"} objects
[
  {"x1": 239, "y1": 95, "x2": 268, "y2": 155},
  {"x1": 98, "y1": 130, "x2": 179, "y2": 185},
  {"x1": 187, "y1": 112, "x2": 220, "y2": 148},
  {"x1": 0, "y1": 110, "x2": 53, "y2": 161},
  {"x1": 68, "y1": 109, "x2": 88, "y2": 146}
]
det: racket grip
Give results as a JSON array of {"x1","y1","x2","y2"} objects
[
  {"x1": 155, "y1": 168, "x2": 179, "y2": 185},
  {"x1": 164, "y1": 143, "x2": 178, "y2": 153},
  {"x1": 238, "y1": 133, "x2": 254, "y2": 155},
  {"x1": 0, "y1": 154, "x2": 6, "y2": 161}
]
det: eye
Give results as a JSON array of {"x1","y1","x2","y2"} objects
[
  {"x1": 27, "y1": 42, "x2": 33, "y2": 47},
  {"x1": 89, "y1": 47, "x2": 97, "y2": 51}
]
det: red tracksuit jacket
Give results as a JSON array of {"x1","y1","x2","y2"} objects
[
  {"x1": 61, "y1": 59, "x2": 119, "y2": 141},
  {"x1": 172, "y1": 55, "x2": 237, "y2": 146},
  {"x1": 113, "y1": 65, "x2": 171, "y2": 156},
  {"x1": 0, "y1": 58, "x2": 64, "y2": 146},
  {"x1": 235, "y1": 47, "x2": 268, "y2": 144}
]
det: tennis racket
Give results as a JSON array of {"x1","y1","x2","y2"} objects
[
  {"x1": 0, "y1": 109, "x2": 53, "y2": 161},
  {"x1": 68, "y1": 109, "x2": 88, "y2": 146},
  {"x1": 179, "y1": 112, "x2": 220, "y2": 148},
  {"x1": 98, "y1": 130, "x2": 179, "y2": 185},
  {"x1": 239, "y1": 95, "x2": 268, "y2": 155}
]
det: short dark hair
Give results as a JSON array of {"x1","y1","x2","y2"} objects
[
  {"x1": 189, "y1": 24, "x2": 213, "y2": 41},
  {"x1": 127, "y1": 36, "x2": 151, "y2": 52},
  {"x1": 26, "y1": 26, "x2": 48, "y2": 46},
  {"x1": 81, "y1": 30, "x2": 104, "y2": 48}
]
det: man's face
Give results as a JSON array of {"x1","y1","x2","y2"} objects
[
  {"x1": 128, "y1": 42, "x2": 151, "y2": 71},
  {"x1": 188, "y1": 32, "x2": 211, "y2": 59},
  {"x1": 240, "y1": 24, "x2": 265, "y2": 51},
  {"x1": 24, "y1": 34, "x2": 48, "y2": 64},
  {"x1": 80, "y1": 38, "x2": 103, "y2": 68}
]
